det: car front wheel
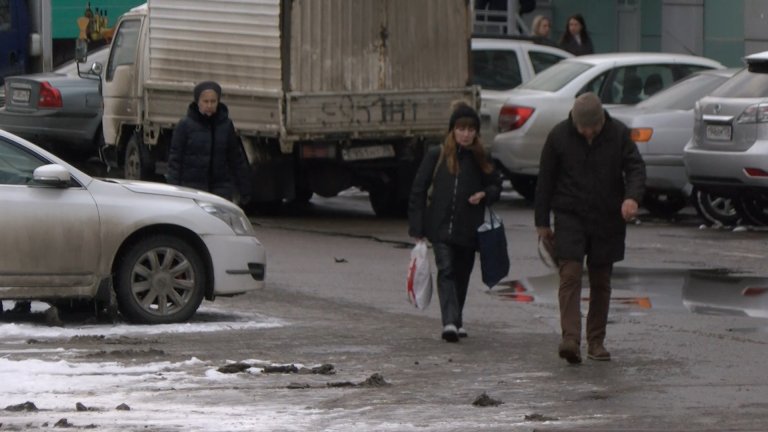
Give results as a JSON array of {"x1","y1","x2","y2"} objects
[{"x1": 116, "y1": 235, "x2": 206, "y2": 324}]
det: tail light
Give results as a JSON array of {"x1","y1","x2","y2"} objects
[
  {"x1": 38, "y1": 82, "x2": 62, "y2": 108},
  {"x1": 498, "y1": 105, "x2": 534, "y2": 133},
  {"x1": 744, "y1": 168, "x2": 768, "y2": 178},
  {"x1": 736, "y1": 103, "x2": 768, "y2": 124},
  {"x1": 630, "y1": 128, "x2": 653, "y2": 143}
]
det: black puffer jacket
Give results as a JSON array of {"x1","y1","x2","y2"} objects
[
  {"x1": 409, "y1": 145, "x2": 503, "y2": 248},
  {"x1": 534, "y1": 111, "x2": 646, "y2": 263},
  {"x1": 166, "y1": 102, "x2": 252, "y2": 201}
]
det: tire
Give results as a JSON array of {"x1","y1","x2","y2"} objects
[
  {"x1": 369, "y1": 183, "x2": 406, "y2": 217},
  {"x1": 115, "y1": 235, "x2": 206, "y2": 324},
  {"x1": 642, "y1": 191, "x2": 688, "y2": 218},
  {"x1": 123, "y1": 134, "x2": 154, "y2": 180},
  {"x1": 509, "y1": 175, "x2": 536, "y2": 202},
  {"x1": 735, "y1": 196, "x2": 768, "y2": 226},
  {"x1": 692, "y1": 188, "x2": 740, "y2": 226}
]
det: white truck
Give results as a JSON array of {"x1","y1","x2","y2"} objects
[{"x1": 99, "y1": 0, "x2": 477, "y2": 216}]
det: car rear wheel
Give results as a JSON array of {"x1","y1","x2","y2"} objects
[
  {"x1": 735, "y1": 196, "x2": 768, "y2": 226},
  {"x1": 642, "y1": 191, "x2": 688, "y2": 218},
  {"x1": 509, "y1": 175, "x2": 536, "y2": 202},
  {"x1": 692, "y1": 188, "x2": 740, "y2": 227},
  {"x1": 115, "y1": 235, "x2": 206, "y2": 324}
]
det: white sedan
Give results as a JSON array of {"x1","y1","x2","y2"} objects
[
  {"x1": 0, "y1": 129, "x2": 265, "y2": 324},
  {"x1": 492, "y1": 52, "x2": 724, "y2": 201}
]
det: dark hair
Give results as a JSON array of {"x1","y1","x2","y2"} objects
[{"x1": 559, "y1": 14, "x2": 592, "y2": 46}]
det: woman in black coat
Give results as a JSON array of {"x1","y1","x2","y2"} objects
[
  {"x1": 408, "y1": 102, "x2": 503, "y2": 342},
  {"x1": 559, "y1": 14, "x2": 594, "y2": 56},
  {"x1": 166, "y1": 81, "x2": 252, "y2": 204}
]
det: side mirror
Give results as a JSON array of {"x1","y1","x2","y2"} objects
[
  {"x1": 91, "y1": 62, "x2": 103, "y2": 76},
  {"x1": 75, "y1": 39, "x2": 88, "y2": 63},
  {"x1": 32, "y1": 164, "x2": 71, "y2": 187}
]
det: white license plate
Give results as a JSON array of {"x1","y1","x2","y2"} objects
[
  {"x1": 706, "y1": 124, "x2": 732, "y2": 141},
  {"x1": 11, "y1": 89, "x2": 30, "y2": 104},
  {"x1": 341, "y1": 145, "x2": 395, "y2": 161}
]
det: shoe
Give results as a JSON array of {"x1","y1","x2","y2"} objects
[
  {"x1": 587, "y1": 344, "x2": 611, "y2": 361},
  {"x1": 458, "y1": 327, "x2": 468, "y2": 338},
  {"x1": 441, "y1": 324, "x2": 459, "y2": 342},
  {"x1": 558, "y1": 339, "x2": 582, "y2": 364}
]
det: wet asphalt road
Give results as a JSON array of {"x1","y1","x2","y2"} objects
[{"x1": 2, "y1": 188, "x2": 768, "y2": 431}]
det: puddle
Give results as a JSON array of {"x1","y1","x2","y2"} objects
[{"x1": 491, "y1": 267, "x2": 768, "y2": 324}]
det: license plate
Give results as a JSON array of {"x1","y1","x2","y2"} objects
[
  {"x1": 706, "y1": 124, "x2": 732, "y2": 141},
  {"x1": 341, "y1": 145, "x2": 395, "y2": 161},
  {"x1": 11, "y1": 89, "x2": 30, "y2": 104}
]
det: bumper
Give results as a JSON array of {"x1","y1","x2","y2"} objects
[
  {"x1": 643, "y1": 155, "x2": 688, "y2": 192},
  {"x1": 684, "y1": 141, "x2": 768, "y2": 195},
  {"x1": 202, "y1": 234, "x2": 266, "y2": 295},
  {"x1": 491, "y1": 130, "x2": 544, "y2": 177},
  {"x1": 0, "y1": 108, "x2": 99, "y2": 148}
]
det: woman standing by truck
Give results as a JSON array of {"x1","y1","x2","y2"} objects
[
  {"x1": 407, "y1": 101, "x2": 503, "y2": 342},
  {"x1": 166, "y1": 81, "x2": 252, "y2": 205}
]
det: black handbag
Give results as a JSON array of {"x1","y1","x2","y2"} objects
[{"x1": 477, "y1": 207, "x2": 510, "y2": 288}]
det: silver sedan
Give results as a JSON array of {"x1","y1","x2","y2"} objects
[
  {"x1": 0, "y1": 129, "x2": 266, "y2": 324},
  {"x1": 610, "y1": 68, "x2": 738, "y2": 222},
  {"x1": 0, "y1": 47, "x2": 109, "y2": 156},
  {"x1": 492, "y1": 52, "x2": 724, "y2": 201}
]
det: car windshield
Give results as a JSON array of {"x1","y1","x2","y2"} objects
[
  {"x1": 709, "y1": 65, "x2": 768, "y2": 98},
  {"x1": 519, "y1": 60, "x2": 592, "y2": 92},
  {"x1": 635, "y1": 72, "x2": 733, "y2": 111}
]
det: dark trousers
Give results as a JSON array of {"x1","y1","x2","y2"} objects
[
  {"x1": 433, "y1": 242, "x2": 476, "y2": 328},
  {"x1": 558, "y1": 260, "x2": 613, "y2": 346}
]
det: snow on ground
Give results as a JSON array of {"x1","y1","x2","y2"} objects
[{"x1": 0, "y1": 302, "x2": 323, "y2": 431}]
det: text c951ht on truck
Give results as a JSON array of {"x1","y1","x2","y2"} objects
[{"x1": 98, "y1": 0, "x2": 478, "y2": 216}]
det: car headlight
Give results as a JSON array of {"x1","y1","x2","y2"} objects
[{"x1": 196, "y1": 201, "x2": 255, "y2": 236}]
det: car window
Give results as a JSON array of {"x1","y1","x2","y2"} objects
[
  {"x1": 520, "y1": 60, "x2": 592, "y2": 92},
  {"x1": 106, "y1": 18, "x2": 141, "y2": 81},
  {"x1": 636, "y1": 73, "x2": 732, "y2": 110},
  {"x1": 709, "y1": 66, "x2": 768, "y2": 98},
  {"x1": 0, "y1": 137, "x2": 48, "y2": 185},
  {"x1": 472, "y1": 49, "x2": 523, "y2": 91},
  {"x1": 579, "y1": 71, "x2": 609, "y2": 99},
  {"x1": 528, "y1": 51, "x2": 567, "y2": 74}
]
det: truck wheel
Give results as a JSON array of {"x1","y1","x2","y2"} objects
[
  {"x1": 369, "y1": 184, "x2": 406, "y2": 217},
  {"x1": 115, "y1": 235, "x2": 206, "y2": 324},
  {"x1": 124, "y1": 134, "x2": 154, "y2": 180}
]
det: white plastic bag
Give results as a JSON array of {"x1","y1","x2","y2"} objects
[{"x1": 406, "y1": 240, "x2": 433, "y2": 310}]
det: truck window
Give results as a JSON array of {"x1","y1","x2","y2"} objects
[{"x1": 106, "y1": 18, "x2": 141, "y2": 81}]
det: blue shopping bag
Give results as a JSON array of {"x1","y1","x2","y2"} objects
[{"x1": 477, "y1": 207, "x2": 510, "y2": 288}]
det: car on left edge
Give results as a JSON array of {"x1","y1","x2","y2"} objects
[
  {"x1": 0, "y1": 46, "x2": 110, "y2": 156},
  {"x1": 0, "y1": 128, "x2": 266, "y2": 324}
]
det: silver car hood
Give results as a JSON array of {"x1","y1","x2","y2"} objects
[{"x1": 101, "y1": 178, "x2": 232, "y2": 204}]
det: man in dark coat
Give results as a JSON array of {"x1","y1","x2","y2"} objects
[
  {"x1": 166, "y1": 81, "x2": 252, "y2": 204},
  {"x1": 534, "y1": 92, "x2": 645, "y2": 364}
]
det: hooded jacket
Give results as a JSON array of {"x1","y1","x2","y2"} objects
[
  {"x1": 409, "y1": 145, "x2": 503, "y2": 248},
  {"x1": 166, "y1": 102, "x2": 252, "y2": 201}
]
